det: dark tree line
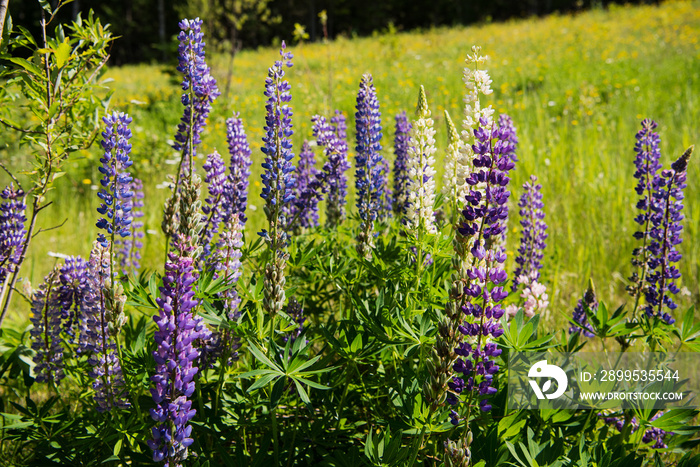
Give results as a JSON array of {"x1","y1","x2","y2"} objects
[{"x1": 6, "y1": 0, "x2": 660, "y2": 65}]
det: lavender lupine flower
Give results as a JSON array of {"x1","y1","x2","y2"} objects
[
  {"x1": 313, "y1": 112, "x2": 351, "y2": 227},
  {"x1": 284, "y1": 141, "x2": 320, "y2": 230},
  {"x1": 601, "y1": 412, "x2": 671, "y2": 449},
  {"x1": 378, "y1": 157, "x2": 393, "y2": 219},
  {"x1": 200, "y1": 151, "x2": 230, "y2": 251},
  {"x1": 512, "y1": 175, "x2": 547, "y2": 291},
  {"x1": 225, "y1": 113, "x2": 252, "y2": 224},
  {"x1": 442, "y1": 110, "x2": 467, "y2": 224},
  {"x1": 259, "y1": 43, "x2": 295, "y2": 320},
  {"x1": 85, "y1": 242, "x2": 131, "y2": 411},
  {"x1": 406, "y1": 85, "x2": 438, "y2": 235},
  {"x1": 504, "y1": 275, "x2": 549, "y2": 320},
  {"x1": 497, "y1": 114, "x2": 518, "y2": 162},
  {"x1": 644, "y1": 146, "x2": 692, "y2": 325},
  {"x1": 150, "y1": 240, "x2": 209, "y2": 466},
  {"x1": 96, "y1": 111, "x2": 134, "y2": 248},
  {"x1": 628, "y1": 119, "x2": 662, "y2": 305},
  {"x1": 115, "y1": 178, "x2": 145, "y2": 273},
  {"x1": 172, "y1": 18, "x2": 220, "y2": 174},
  {"x1": 354, "y1": 73, "x2": 384, "y2": 260},
  {"x1": 0, "y1": 184, "x2": 26, "y2": 283},
  {"x1": 569, "y1": 283, "x2": 597, "y2": 338},
  {"x1": 29, "y1": 269, "x2": 64, "y2": 385},
  {"x1": 392, "y1": 112, "x2": 412, "y2": 216},
  {"x1": 56, "y1": 256, "x2": 92, "y2": 345}
]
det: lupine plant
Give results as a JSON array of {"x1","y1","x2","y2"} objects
[{"x1": 1, "y1": 7, "x2": 699, "y2": 467}]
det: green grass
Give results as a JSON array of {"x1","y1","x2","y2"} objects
[{"x1": 4, "y1": 0, "x2": 699, "y2": 328}]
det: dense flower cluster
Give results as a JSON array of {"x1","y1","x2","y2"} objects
[
  {"x1": 354, "y1": 73, "x2": 384, "y2": 260},
  {"x1": 0, "y1": 184, "x2": 26, "y2": 283},
  {"x1": 505, "y1": 275, "x2": 549, "y2": 319},
  {"x1": 150, "y1": 241, "x2": 209, "y2": 466},
  {"x1": 29, "y1": 269, "x2": 64, "y2": 385},
  {"x1": 512, "y1": 175, "x2": 547, "y2": 290},
  {"x1": 497, "y1": 114, "x2": 518, "y2": 160},
  {"x1": 313, "y1": 112, "x2": 350, "y2": 227},
  {"x1": 405, "y1": 85, "x2": 438, "y2": 235},
  {"x1": 284, "y1": 141, "x2": 319, "y2": 229},
  {"x1": 201, "y1": 151, "x2": 229, "y2": 249},
  {"x1": 628, "y1": 119, "x2": 662, "y2": 301},
  {"x1": 225, "y1": 113, "x2": 252, "y2": 224},
  {"x1": 282, "y1": 297, "x2": 305, "y2": 345},
  {"x1": 260, "y1": 43, "x2": 295, "y2": 319},
  {"x1": 569, "y1": 284, "x2": 597, "y2": 337},
  {"x1": 172, "y1": 18, "x2": 220, "y2": 172},
  {"x1": 392, "y1": 112, "x2": 412, "y2": 216},
  {"x1": 642, "y1": 146, "x2": 692, "y2": 325},
  {"x1": 115, "y1": 178, "x2": 145, "y2": 273},
  {"x1": 442, "y1": 110, "x2": 467, "y2": 223},
  {"x1": 426, "y1": 115, "x2": 516, "y2": 428},
  {"x1": 96, "y1": 112, "x2": 134, "y2": 248}
]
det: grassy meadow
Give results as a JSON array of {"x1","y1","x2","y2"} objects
[{"x1": 3, "y1": 0, "x2": 699, "y2": 328}]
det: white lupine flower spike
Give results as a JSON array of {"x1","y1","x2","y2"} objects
[
  {"x1": 442, "y1": 109, "x2": 469, "y2": 224},
  {"x1": 406, "y1": 85, "x2": 437, "y2": 235}
]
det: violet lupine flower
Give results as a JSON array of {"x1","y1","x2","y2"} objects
[
  {"x1": 569, "y1": 284, "x2": 597, "y2": 338},
  {"x1": 96, "y1": 111, "x2": 134, "y2": 249},
  {"x1": 442, "y1": 116, "x2": 516, "y2": 423},
  {"x1": 512, "y1": 175, "x2": 547, "y2": 291},
  {"x1": 354, "y1": 73, "x2": 384, "y2": 260},
  {"x1": 601, "y1": 412, "x2": 671, "y2": 449},
  {"x1": 200, "y1": 151, "x2": 230, "y2": 251},
  {"x1": 378, "y1": 157, "x2": 393, "y2": 219},
  {"x1": 56, "y1": 256, "x2": 92, "y2": 345},
  {"x1": 29, "y1": 269, "x2": 64, "y2": 385},
  {"x1": 628, "y1": 119, "x2": 662, "y2": 302},
  {"x1": 115, "y1": 178, "x2": 145, "y2": 273},
  {"x1": 150, "y1": 240, "x2": 209, "y2": 466},
  {"x1": 259, "y1": 42, "x2": 295, "y2": 320},
  {"x1": 85, "y1": 242, "x2": 131, "y2": 411},
  {"x1": 313, "y1": 112, "x2": 351, "y2": 227},
  {"x1": 172, "y1": 18, "x2": 220, "y2": 174},
  {"x1": 225, "y1": 113, "x2": 252, "y2": 224},
  {"x1": 0, "y1": 184, "x2": 26, "y2": 283},
  {"x1": 644, "y1": 146, "x2": 692, "y2": 325},
  {"x1": 284, "y1": 141, "x2": 320, "y2": 230},
  {"x1": 392, "y1": 112, "x2": 412, "y2": 216},
  {"x1": 497, "y1": 114, "x2": 518, "y2": 161}
]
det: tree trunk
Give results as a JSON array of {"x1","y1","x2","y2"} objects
[{"x1": 0, "y1": 0, "x2": 9, "y2": 47}]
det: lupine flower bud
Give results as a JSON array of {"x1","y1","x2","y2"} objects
[
  {"x1": 29, "y1": 268, "x2": 64, "y2": 385},
  {"x1": 442, "y1": 110, "x2": 468, "y2": 224},
  {"x1": 569, "y1": 282, "x2": 597, "y2": 337},
  {"x1": 354, "y1": 73, "x2": 384, "y2": 260}
]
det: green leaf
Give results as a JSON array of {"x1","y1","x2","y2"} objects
[
  {"x1": 113, "y1": 438, "x2": 122, "y2": 456},
  {"x1": 53, "y1": 41, "x2": 72, "y2": 68},
  {"x1": 8, "y1": 57, "x2": 44, "y2": 79},
  {"x1": 247, "y1": 342, "x2": 282, "y2": 372},
  {"x1": 247, "y1": 373, "x2": 280, "y2": 392}
]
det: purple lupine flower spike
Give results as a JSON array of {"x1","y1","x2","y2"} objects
[
  {"x1": 0, "y1": 184, "x2": 26, "y2": 284},
  {"x1": 96, "y1": 111, "x2": 134, "y2": 249},
  {"x1": 601, "y1": 411, "x2": 671, "y2": 449},
  {"x1": 354, "y1": 73, "x2": 384, "y2": 260},
  {"x1": 569, "y1": 283, "x2": 597, "y2": 337},
  {"x1": 225, "y1": 113, "x2": 252, "y2": 224},
  {"x1": 497, "y1": 114, "x2": 518, "y2": 161},
  {"x1": 313, "y1": 113, "x2": 350, "y2": 228},
  {"x1": 284, "y1": 140, "x2": 320, "y2": 230},
  {"x1": 85, "y1": 242, "x2": 131, "y2": 411},
  {"x1": 29, "y1": 268, "x2": 64, "y2": 385},
  {"x1": 512, "y1": 175, "x2": 547, "y2": 291},
  {"x1": 644, "y1": 145, "x2": 692, "y2": 325},
  {"x1": 57, "y1": 256, "x2": 92, "y2": 345},
  {"x1": 200, "y1": 151, "x2": 230, "y2": 251},
  {"x1": 149, "y1": 239, "x2": 209, "y2": 466},
  {"x1": 259, "y1": 42, "x2": 295, "y2": 320},
  {"x1": 392, "y1": 112, "x2": 412, "y2": 216},
  {"x1": 628, "y1": 119, "x2": 663, "y2": 304},
  {"x1": 173, "y1": 18, "x2": 220, "y2": 175},
  {"x1": 115, "y1": 178, "x2": 145, "y2": 274}
]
